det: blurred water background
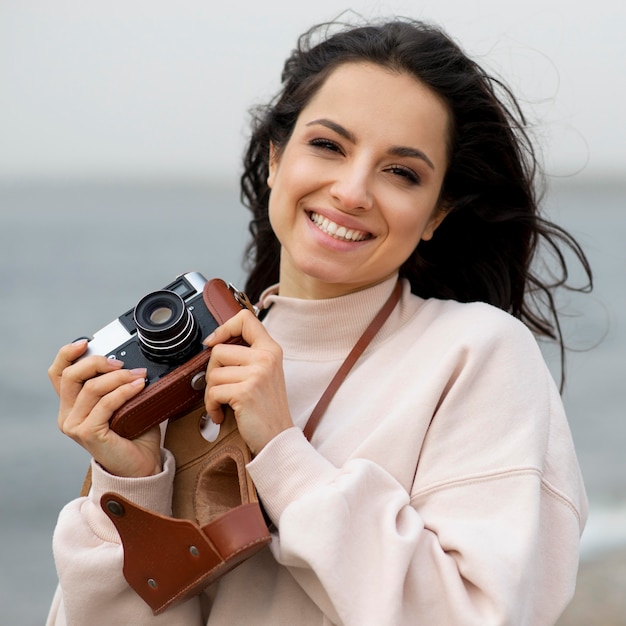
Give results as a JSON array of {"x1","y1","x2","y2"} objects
[{"x1": 0, "y1": 178, "x2": 624, "y2": 624}]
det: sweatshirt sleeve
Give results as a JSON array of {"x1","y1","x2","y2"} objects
[
  {"x1": 47, "y1": 450, "x2": 204, "y2": 626},
  {"x1": 247, "y1": 308, "x2": 586, "y2": 626}
]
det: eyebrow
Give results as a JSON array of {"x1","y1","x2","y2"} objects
[{"x1": 305, "y1": 118, "x2": 435, "y2": 170}]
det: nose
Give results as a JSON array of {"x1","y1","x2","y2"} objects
[{"x1": 329, "y1": 162, "x2": 373, "y2": 211}]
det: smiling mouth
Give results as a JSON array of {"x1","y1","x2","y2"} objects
[{"x1": 309, "y1": 212, "x2": 372, "y2": 242}]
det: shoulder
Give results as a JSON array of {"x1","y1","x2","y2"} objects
[
  {"x1": 404, "y1": 291, "x2": 537, "y2": 351},
  {"x1": 432, "y1": 298, "x2": 531, "y2": 337},
  {"x1": 396, "y1": 292, "x2": 551, "y2": 382}
]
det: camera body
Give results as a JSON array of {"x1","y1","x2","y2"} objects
[{"x1": 82, "y1": 272, "x2": 220, "y2": 387}]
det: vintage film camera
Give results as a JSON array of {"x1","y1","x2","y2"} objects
[
  {"x1": 81, "y1": 272, "x2": 219, "y2": 385},
  {"x1": 78, "y1": 272, "x2": 255, "y2": 439}
]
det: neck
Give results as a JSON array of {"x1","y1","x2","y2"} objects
[
  {"x1": 260, "y1": 275, "x2": 403, "y2": 359},
  {"x1": 278, "y1": 256, "x2": 398, "y2": 300}
]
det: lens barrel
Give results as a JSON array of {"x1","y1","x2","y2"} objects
[{"x1": 134, "y1": 290, "x2": 199, "y2": 362}]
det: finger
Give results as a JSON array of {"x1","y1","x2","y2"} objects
[
  {"x1": 208, "y1": 341, "x2": 281, "y2": 379},
  {"x1": 206, "y1": 364, "x2": 248, "y2": 387},
  {"x1": 203, "y1": 382, "x2": 242, "y2": 426},
  {"x1": 57, "y1": 355, "x2": 126, "y2": 405},
  {"x1": 206, "y1": 343, "x2": 254, "y2": 369},
  {"x1": 62, "y1": 368, "x2": 147, "y2": 431},
  {"x1": 203, "y1": 309, "x2": 269, "y2": 349},
  {"x1": 204, "y1": 317, "x2": 282, "y2": 380},
  {"x1": 204, "y1": 363, "x2": 250, "y2": 422},
  {"x1": 203, "y1": 343, "x2": 258, "y2": 423},
  {"x1": 48, "y1": 339, "x2": 90, "y2": 394},
  {"x1": 61, "y1": 376, "x2": 147, "y2": 442}
]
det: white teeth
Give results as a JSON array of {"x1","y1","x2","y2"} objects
[{"x1": 310, "y1": 213, "x2": 369, "y2": 242}]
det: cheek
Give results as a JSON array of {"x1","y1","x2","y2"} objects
[
  {"x1": 383, "y1": 207, "x2": 438, "y2": 265},
  {"x1": 267, "y1": 184, "x2": 294, "y2": 247},
  {"x1": 393, "y1": 187, "x2": 444, "y2": 238},
  {"x1": 267, "y1": 158, "x2": 312, "y2": 222},
  {"x1": 392, "y1": 207, "x2": 433, "y2": 243}
]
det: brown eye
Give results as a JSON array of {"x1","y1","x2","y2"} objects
[
  {"x1": 310, "y1": 138, "x2": 343, "y2": 154},
  {"x1": 386, "y1": 165, "x2": 420, "y2": 185}
]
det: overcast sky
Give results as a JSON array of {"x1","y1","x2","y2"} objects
[{"x1": 1, "y1": 0, "x2": 624, "y2": 184}]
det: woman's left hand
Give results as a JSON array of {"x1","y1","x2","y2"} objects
[{"x1": 203, "y1": 310, "x2": 294, "y2": 454}]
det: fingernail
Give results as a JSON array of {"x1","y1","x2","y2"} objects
[
  {"x1": 108, "y1": 358, "x2": 124, "y2": 368},
  {"x1": 202, "y1": 332, "x2": 215, "y2": 346},
  {"x1": 130, "y1": 377, "x2": 146, "y2": 387},
  {"x1": 72, "y1": 338, "x2": 88, "y2": 346},
  {"x1": 129, "y1": 368, "x2": 148, "y2": 377}
]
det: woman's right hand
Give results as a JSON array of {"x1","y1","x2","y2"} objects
[{"x1": 48, "y1": 340, "x2": 162, "y2": 478}]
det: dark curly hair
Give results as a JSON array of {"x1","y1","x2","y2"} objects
[{"x1": 240, "y1": 18, "x2": 592, "y2": 388}]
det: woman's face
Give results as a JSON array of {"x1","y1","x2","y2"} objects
[{"x1": 268, "y1": 62, "x2": 450, "y2": 299}]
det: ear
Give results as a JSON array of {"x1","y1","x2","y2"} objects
[
  {"x1": 421, "y1": 204, "x2": 449, "y2": 242},
  {"x1": 267, "y1": 142, "x2": 279, "y2": 189}
]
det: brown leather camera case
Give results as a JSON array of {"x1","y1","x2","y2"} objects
[{"x1": 93, "y1": 278, "x2": 271, "y2": 614}]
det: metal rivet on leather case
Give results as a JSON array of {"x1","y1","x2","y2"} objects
[
  {"x1": 105, "y1": 500, "x2": 125, "y2": 517},
  {"x1": 191, "y1": 372, "x2": 206, "y2": 390}
]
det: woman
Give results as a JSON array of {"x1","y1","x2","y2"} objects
[{"x1": 47, "y1": 18, "x2": 591, "y2": 625}]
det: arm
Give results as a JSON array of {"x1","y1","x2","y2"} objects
[
  {"x1": 48, "y1": 452, "x2": 205, "y2": 625},
  {"x1": 46, "y1": 341, "x2": 205, "y2": 624},
  {"x1": 243, "y1": 309, "x2": 585, "y2": 625},
  {"x1": 249, "y1": 435, "x2": 581, "y2": 625}
]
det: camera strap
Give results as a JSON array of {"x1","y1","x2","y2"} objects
[{"x1": 303, "y1": 279, "x2": 402, "y2": 441}]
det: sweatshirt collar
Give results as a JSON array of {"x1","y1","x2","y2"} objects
[{"x1": 259, "y1": 275, "x2": 400, "y2": 359}]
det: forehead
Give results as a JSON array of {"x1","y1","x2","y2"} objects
[{"x1": 299, "y1": 62, "x2": 451, "y2": 157}]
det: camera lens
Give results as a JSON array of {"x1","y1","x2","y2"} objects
[
  {"x1": 149, "y1": 306, "x2": 175, "y2": 325},
  {"x1": 134, "y1": 290, "x2": 199, "y2": 363}
]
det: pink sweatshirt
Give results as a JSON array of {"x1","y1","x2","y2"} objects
[{"x1": 48, "y1": 276, "x2": 587, "y2": 625}]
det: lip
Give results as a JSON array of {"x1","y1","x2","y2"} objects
[{"x1": 306, "y1": 209, "x2": 373, "y2": 242}]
